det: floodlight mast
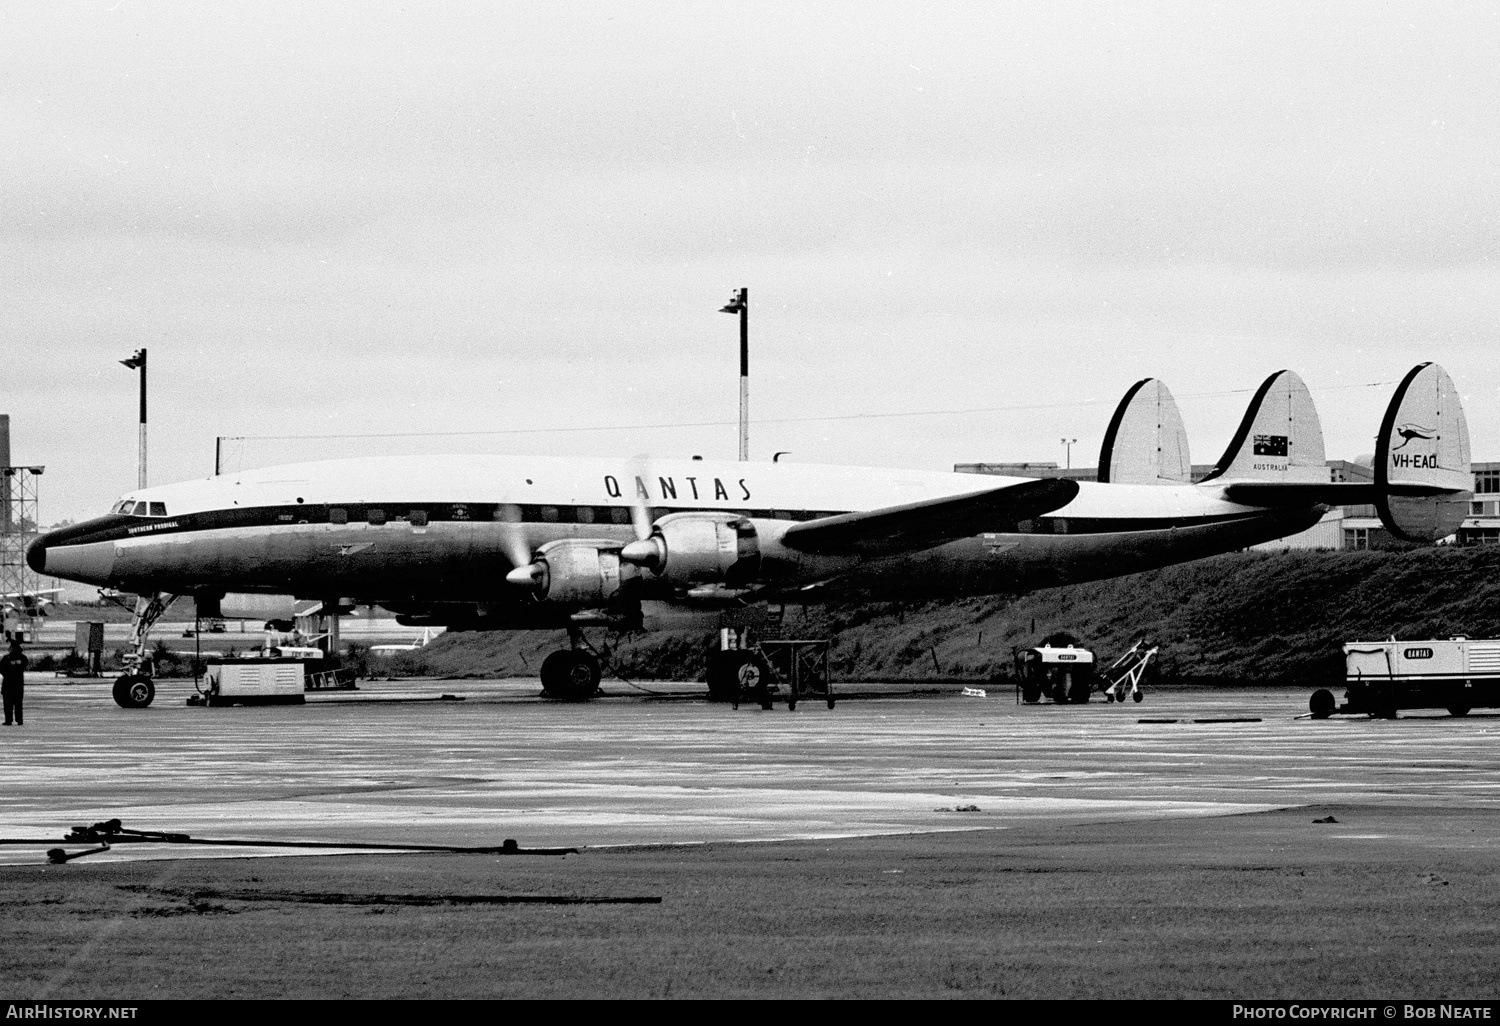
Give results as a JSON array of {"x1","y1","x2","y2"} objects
[
  {"x1": 120, "y1": 348, "x2": 147, "y2": 488},
  {"x1": 720, "y1": 288, "x2": 749, "y2": 461}
]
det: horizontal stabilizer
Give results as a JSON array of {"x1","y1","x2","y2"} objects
[
  {"x1": 1200, "y1": 370, "x2": 1327, "y2": 484},
  {"x1": 1221, "y1": 481, "x2": 1462, "y2": 508},
  {"x1": 1097, "y1": 378, "x2": 1192, "y2": 485},
  {"x1": 781, "y1": 478, "x2": 1079, "y2": 556},
  {"x1": 1376, "y1": 363, "x2": 1472, "y2": 542},
  {"x1": 1221, "y1": 482, "x2": 1375, "y2": 507}
]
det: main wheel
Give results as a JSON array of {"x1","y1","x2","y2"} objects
[
  {"x1": 1309, "y1": 688, "x2": 1336, "y2": 719},
  {"x1": 113, "y1": 675, "x2": 155, "y2": 709},
  {"x1": 722, "y1": 651, "x2": 770, "y2": 707},
  {"x1": 538, "y1": 651, "x2": 572, "y2": 695},
  {"x1": 542, "y1": 651, "x2": 599, "y2": 702},
  {"x1": 706, "y1": 651, "x2": 738, "y2": 702}
]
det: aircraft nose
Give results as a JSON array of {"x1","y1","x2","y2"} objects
[
  {"x1": 32, "y1": 538, "x2": 115, "y2": 585},
  {"x1": 25, "y1": 536, "x2": 46, "y2": 574}
]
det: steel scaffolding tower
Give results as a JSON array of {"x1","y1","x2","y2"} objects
[{"x1": 0, "y1": 464, "x2": 44, "y2": 640}]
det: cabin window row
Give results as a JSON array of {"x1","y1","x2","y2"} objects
[{"x1": 317, "y1": 505, "x2": 842, "y2": 525}]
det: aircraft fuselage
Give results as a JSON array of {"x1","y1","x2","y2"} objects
[{"x1": 30, "y1": 454, "x2": 1322, "y2": 622}]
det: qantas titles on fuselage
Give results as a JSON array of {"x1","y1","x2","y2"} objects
[{"x1": 605, "y1": 474, "x2": 751, "y2": 503}]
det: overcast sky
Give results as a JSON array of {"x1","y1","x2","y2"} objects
[{"x1": 4, "y1": 1, "x2": 1497, "y2": 524}]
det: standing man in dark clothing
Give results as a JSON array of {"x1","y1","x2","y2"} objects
[{"x1": 1, "y1": 639, "x2": 26, "y2": 726}]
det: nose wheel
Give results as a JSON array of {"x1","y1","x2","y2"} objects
[
  {"x1": 112, "y1": 675, "x2": 156, "y2": 709},
  {"x1": 110, "y1": 591, "x2": 175, "y2": 709}
]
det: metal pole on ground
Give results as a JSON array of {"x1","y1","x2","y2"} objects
[
  {"x1": 720, "y1": 288, "x2": 749, "y2": 461},
  {"x1": 120, "y1": 349, "x2": 147, "y2": 488}
]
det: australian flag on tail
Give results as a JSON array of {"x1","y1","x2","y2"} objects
[{"x1": 1253, "y1": 434, "x2": 1288, "y2": 456}]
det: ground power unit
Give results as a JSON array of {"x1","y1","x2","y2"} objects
[
  {"x1": 202, "y1": 657, "x2": 308, "y2": 706},
  {"x1": 1311, "y1": 637, "x2": 1500, "y2": 718},
  {"x1": 1014, "y1": 643, "x2": 1096, "y2": 704}
]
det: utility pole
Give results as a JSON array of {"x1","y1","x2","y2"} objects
[
  {"x1": 1061, "y1": 437, "x2": 1077, "y2": 471},
  {"x1": 720, "y1": 288, "x2": 748, "y2": 461},
  {"x1": 120, "y1": 349, "x2": 147, "y2": 488}
]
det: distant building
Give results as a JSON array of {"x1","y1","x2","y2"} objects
[
  {"x1": 956, "y1": 458, "x2": 1497, "y2": 550},
  {"x1": 1458, "y1": 461, "x2": 1500, "y2": 546}
]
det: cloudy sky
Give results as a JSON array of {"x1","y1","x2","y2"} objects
[{"x1": 4, "y1": 1, "x2": 1497, "y2": 524}]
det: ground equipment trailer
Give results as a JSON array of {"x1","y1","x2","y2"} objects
[
  {"x1": 198, "y1": 656, "x2": 308, "y2": 707},
  {"x1": 1310, "y1": 637, "x2": 1500, "y2": 719},
  {"x1": 1014, "y1": 641, "x2": 1096, "y2": 704}
]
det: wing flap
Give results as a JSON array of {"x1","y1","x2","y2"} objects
[{"x1": 781, "y1": 478, "x2": 1079, "y2": 557}]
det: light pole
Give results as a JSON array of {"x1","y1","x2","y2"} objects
[
  {"x1": 120, "y1": 349, "x2": 147, "y2": 489},
  {"x1": 720, "y1": 288, "x2": 748, "y2": 461},
  {"x1": 1061, "y1": 437, "x2": 1077, "y2": 471}
]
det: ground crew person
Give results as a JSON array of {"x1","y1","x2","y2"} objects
[{"x1": 1, "y1": 639, "x2": 26, "y2": 726}]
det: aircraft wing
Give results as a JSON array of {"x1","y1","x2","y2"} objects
[{"x1": 780, "y1": 478, "x2": 1079, "y2": 557}]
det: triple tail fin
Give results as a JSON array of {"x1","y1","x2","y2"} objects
[
  {"x1": 1212, "y1": 363, "x2": 1472, "y2": 543},
  {"x1": 1199, "y1": 370, "x2": 1326, "y2": 484},
  {"x1": 1097, "y1": 378, "x2": 1192, "y2": 485}
]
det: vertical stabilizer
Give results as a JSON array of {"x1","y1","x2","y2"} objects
[
  {"x1": 1200, "y1": 370, "x2": 1326, "y2": 484},
  {"x1": 1375, "y1": 363, "x2": 1472, "y2": 542},
  {"x1": 1097, "y1": 379, "x2": 1192, "y2": 484}
]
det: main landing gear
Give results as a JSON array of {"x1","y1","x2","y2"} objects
[
  {"x1": 113, "y1": 592, "x2": 176, "y2": 709},
  {"x1": 539, "y1": 627, "x2": 602, "y2": 702}
]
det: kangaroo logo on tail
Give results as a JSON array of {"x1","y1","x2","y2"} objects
[{"x1": 1393, "y1": 423, "x2": 1437, "y2": 450}]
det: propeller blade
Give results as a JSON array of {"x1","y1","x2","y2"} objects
[
  {"x1": 627, "y1": 454, "x2": 654, "y2": 542},
  {"x1": 495, "y1": 504, "x2": 532, "y2": 567}
]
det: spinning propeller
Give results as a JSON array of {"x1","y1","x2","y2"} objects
[
  {"x1": 503, "y1": 457, "x2": 664, "y2": 590},
  {"x1": 619, "y1": 454, "x2": 664, "y2": 571},
  {"x1": 499, "y1": 503, "x2": 545, "y2": 588}
]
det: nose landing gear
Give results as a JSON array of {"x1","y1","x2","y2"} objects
[{"x1": 112, "y1": 592, "x2": 176, "y2": 709}]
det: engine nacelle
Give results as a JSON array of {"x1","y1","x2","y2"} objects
[
  {"x1": 519, "y1": 539, "x2": 630, "y2": 605},
  {"x1": 621, "y1": 513, "x2": 760, "y2": 585}
]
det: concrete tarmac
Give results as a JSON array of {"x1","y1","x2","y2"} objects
[{"x1": 2, "y1": 678, "x2": 1497, "y2": 865}]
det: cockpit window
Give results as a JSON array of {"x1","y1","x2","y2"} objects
[
  {"x1": 132, "y1": 502, "x2": 148, "y2": 515},
  {"x1": 149, "y1": 502, "x2": 167, "y2": 517},
  {"x1": 113, "y1": 500, "x2": 132, "y2": 514}
]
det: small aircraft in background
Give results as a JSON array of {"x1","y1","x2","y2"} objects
[
  {"x1": 1, "y1": 587, "x2": 62, "y2": 618},
  {"x1": 28, "y1": 362, "x2": 1473, "y2": 706},
  {"x1": 369, "y1": 626, "x2": 444, "y2": 655}
]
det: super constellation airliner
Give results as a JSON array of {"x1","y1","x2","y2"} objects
[{"x1": 28, "y1": 362, "x2": 1472, "y2": 706}]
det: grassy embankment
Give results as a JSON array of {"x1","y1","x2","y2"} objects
[{"x1": 384, "y1": 546, "x2": 1500, "y2": 687}]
